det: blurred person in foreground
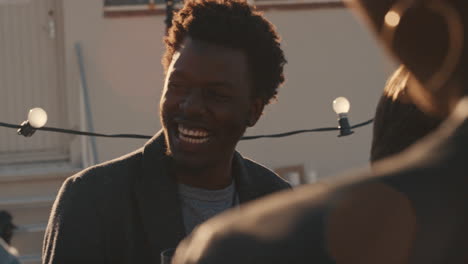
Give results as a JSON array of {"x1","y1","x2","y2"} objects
[
  {"x1": 370, "y1": 65, "x2": 442, "y2": 163},
  {"x1": 0, "y1": 211, "x2": 20, "y2": 264},
  {"x1": 42, "y1": 1, "x2": 289, "y2": 263},
  {"x1": 173, "y1": 0, "x2": 468, "y2": 263}
]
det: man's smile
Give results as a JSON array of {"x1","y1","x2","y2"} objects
[{"x1": 178, "y1": 124, "x2": 211, "y2": 144}]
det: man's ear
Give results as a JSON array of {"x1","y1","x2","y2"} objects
[{"x1": 247, "y1": 98, "x2": 264, "y2": 127}]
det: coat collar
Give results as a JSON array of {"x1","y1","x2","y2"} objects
[
  {"x1": 134, "y1": 130, "x2": 185, "y2": 262},
  {"x1": 232, "y1": 152, "x2": 261, "y2": 203}
]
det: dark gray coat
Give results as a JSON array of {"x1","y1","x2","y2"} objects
[
  {"x1": 173, "y1": 99, "x2": 468, "y2": 264},
  {"x1": 42, "y1": 131, "x2": 290, "y2": 264}
]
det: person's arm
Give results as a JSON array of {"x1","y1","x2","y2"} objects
[{"x1": 43, "y1": 174, "x2": 105, "y2": 264}]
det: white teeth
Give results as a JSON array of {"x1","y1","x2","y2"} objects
[
  {"x1": 179, "y1": 133, "x2": 209, "y2": 144},
  {"x1": 177, "y1": 124, "x2": 210, "y2": 145},
  {"x1": 178, "y1": 125, "x2": 209, "y2": 138}
]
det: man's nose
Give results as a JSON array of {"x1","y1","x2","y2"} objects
[{"x1": 179, "y1": 90, "x2": 207, "y2": 116}]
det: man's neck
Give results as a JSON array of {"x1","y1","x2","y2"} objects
[{"x1": 173, "y1": 159, "x2": 233, "y2": 190}]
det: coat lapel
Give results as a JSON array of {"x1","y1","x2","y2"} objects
[
  {"x1": 134, "y1": 131, "x2": 185, "y2": 262},
  {"x1": 232, "y1": 152, "x2": 262, "y2": 204}
]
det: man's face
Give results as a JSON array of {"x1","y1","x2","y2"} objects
[{"x1": 160, "y1": 37, "x2": 262, "y2": 170}]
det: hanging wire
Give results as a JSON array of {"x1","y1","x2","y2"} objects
[
  {"x1": 240, "y1": 118, "x2": 373, "y2": 140},
  {"x1": 0, "y1": 122, "x2": 152, "y2": 139},
  {"x1": 0, "y1": 118, "x2": 373, "y2": 141}
]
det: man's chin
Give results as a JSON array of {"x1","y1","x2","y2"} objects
[{"x1": 171, "y1": 155, "x2": 211, "y2": 173}]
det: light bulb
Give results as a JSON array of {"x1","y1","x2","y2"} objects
[
  {"x1": 385, "y1": 10, "x2": 401, "y2": 28},
  {"x1": 332, "y1": 97, "x2": 350, "y2": 115},
  {"x1": 28, "y1": 107, "x2": 48, "y2": 128}
]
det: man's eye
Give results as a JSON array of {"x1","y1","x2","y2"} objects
[{"x1": 208, "y1": 90, "x2": 230, "y2": 101}]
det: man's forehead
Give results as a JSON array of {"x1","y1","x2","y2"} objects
[
  {"x1": 175, "y1": 37, "x2": 246, "y2": 66},
  {"x1": 168, "y1": 37, "x2": 249, "y2": 83},
  {"x1": 181, "y1": 37, "x2": 241, "y2": 55}
]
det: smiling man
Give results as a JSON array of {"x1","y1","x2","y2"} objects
[
  {"x1": 161, "y1": 36, "x2": 264, "y2": 190},
  {"x1": 42, "y1": 1, "x2": 289, "y2": 264}
]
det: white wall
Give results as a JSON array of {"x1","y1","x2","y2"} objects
[
  {"x1": 62, "y1": 0, "x2": 166, "y2": 165},
  {"x1": 238, "y1": 9, "x2": 394, "y2": 179},
  {"x1": 61, "y1": 1, "x2": 394, "y2": 180}
]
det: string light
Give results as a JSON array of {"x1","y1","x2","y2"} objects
[
  {"x1": 1, "y1": 119, "x2": 373, "y2": 140},
  {"x1": 16, "y1": 107, "x2": 48, "y2": 137},
  {"x1": 333, "y1": 97, "x2": 354, "y2": 137},
  {"x1": 384, "y1": 10, "x2": 401, "y2": 27},
  {"x1": 1, "y1": 99, "x2": 373, "y2": 140}
]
